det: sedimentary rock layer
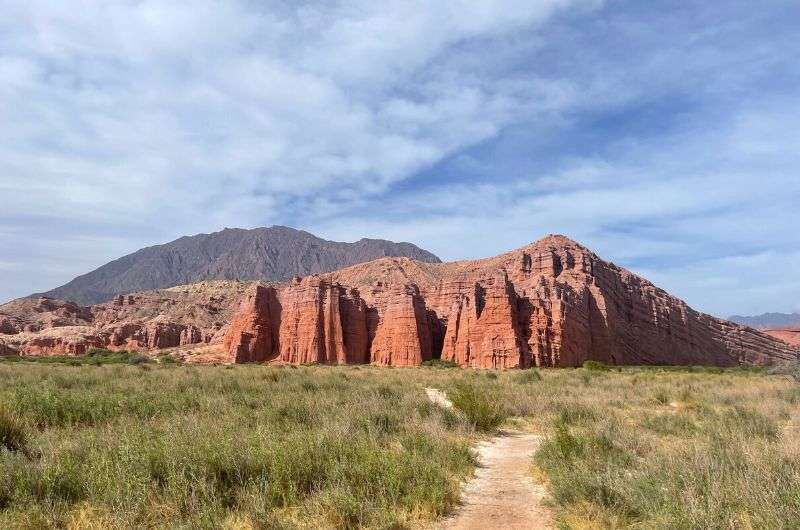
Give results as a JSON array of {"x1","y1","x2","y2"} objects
[
  {"x1": 4, "y1": 235, "x2": 798, "y2": 367},
  {"x1": 221, "y1": 235, "x2": 798, "y2": 367}
]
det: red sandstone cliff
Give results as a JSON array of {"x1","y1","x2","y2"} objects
[
  {"x1": 222, "y1": 235, "x2": 798, "y2": 367},
  {"x1": 3, "y1": 236, "x2": 798, "y2": 367}
]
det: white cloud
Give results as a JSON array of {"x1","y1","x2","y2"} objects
[
  {"x1": 0, "y1": 0, "x2": 599, "y2": 301},
  {"x1": 1, "y1": 0, "x2": 590, "y2": 212},
  {"x1": 0, "y1": 0, "x2": 798, "y2": 320}
]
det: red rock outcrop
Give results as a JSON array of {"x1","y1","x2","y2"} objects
[
  {"x1": 324, "y1": 235, "x2": 797, "y2": 368},
  {"x1": 276, "y1": 277, "x2": 369, "y2": 364},
  {"x1": 763, "y1": 328, "x2": 800, "y2": 348},
  {"x1": 21, "y1": 334, "x2": 106, "y2": 356},
  {"x1": 442, "y1": 274, "x2": 526, "y2": 368},
  {"x1": 370, "y1": 284, "x2": 432, "y2": 366},
  {"x1": 221, "y1": 279, "x2": 371, "y2": 364},
  {"x1": 0, "y1": 281, "x2": 249, "y2": 356},
  {"x1": 223, "y1": 286, "x2": 280, "y2": 363},
  {"x1": 5, "y1": 236, "x2": 798, "y2": 368}
]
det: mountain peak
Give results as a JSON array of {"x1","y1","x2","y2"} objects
[{"x1": 35, "y1": 227, "x2": 441, "y2": 305}]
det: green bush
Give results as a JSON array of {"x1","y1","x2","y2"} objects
[
  {"x1": 421, "y1": 359, "x2": 460, "y2": 369},
  {"x1": 0, "y1": 406, "x2": 29, "y2": 455},
  {"x1": 582, "y1": 360, "x2": 610, "y2": 371},
  {"x1": 449, "y1": 382, "x2": 508, "y2": 432},
  {"x1": 512, "y1": 369, "x2": 542, "y2": 384}
]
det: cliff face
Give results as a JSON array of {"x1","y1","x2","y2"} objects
[
  {"x1": 369, "y1": 284, "x2": 432, "y2": 366},
  {"x1": 4, "y1": 235, "x2": 798, "y2": 367},
  {"x1": 223, "y1": 286, "x2": 280, "y2": 363},
  {"x1": 441, "y1": 274, "x2": 526, "y2": 369},
  {"x1": 276, "y1": 277, "x2": 369, "y2": 365},
  {"x1": 222, "y1": 235, "x2": 798, "y2": 367}
]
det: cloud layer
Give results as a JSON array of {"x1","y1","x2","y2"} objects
[{"x1": 1, "y1": 0, "x2": 798, "y2": 317}]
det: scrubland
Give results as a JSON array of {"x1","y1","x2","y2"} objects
[{"x1": 0, "y1": 355, "x2": 797, "y2": 529}]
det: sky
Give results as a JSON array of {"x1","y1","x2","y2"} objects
[{"x1": 1, "y1": 0, "x2": 799, "y2": 317}]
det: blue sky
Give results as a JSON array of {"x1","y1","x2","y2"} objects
[{"x1": 1, "y1": 0, "x2": 799, "y2": 317}]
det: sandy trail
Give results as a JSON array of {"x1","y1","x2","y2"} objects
[
  {"x1": 425, "y1": 387, "x2": 454, "y2": 409},
  {"x1": 426, "y1": 389, "x2": 553, "y2": 530}
]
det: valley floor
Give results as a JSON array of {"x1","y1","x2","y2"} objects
[{"x1": 0, "y1": 357, "x2": 798, "y2": 529}]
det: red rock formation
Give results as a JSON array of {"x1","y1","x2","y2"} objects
[
  {"x1": 442, "y1": 274, "x2": 526, "y2": 368},
  {"x1": 0, "y1": 281, "x2": 249, "y2": 357},
  {"x1": 277, "y1": 277, "x2": 369, "y2": 364},
  {"x1": 105, "y1": 322, "x2": 207, "y2": 350},
  {"x1": 222, "y1": 279, "x2": 370, "y2": 364},
  {"x1": 340, "y1": 288, "x2": 370, "y2": 364},
  {"x1": 5, "y1": 237, "x2": 798, "y2": 368},
  {"x1": 326, "y1": 235, "x2": 797, "y2": 368},
  {"x1": 762, "y1": 328, "x2": 800, "y2": 348},
  {"x1": 223, "y1": 286, "x2": 280, "y2": 363},
  {"x1": 370, "y1": 284, "x2": 432, "y2": 366},
  {"x1": 21, "y1": 335, "x2": 105, "y2": 356}
]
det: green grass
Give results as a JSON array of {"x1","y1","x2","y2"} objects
[
  {"x1": 448, "y1": 381, "x2": 508, "y2": 433},
  {"x1": 0, "y1": 348, "x2": 148, "y2": 366},
  {"x1": 0, "y1": 362, "x2": 797, "y2": 528},
  {"x1": 421, "y1": 359, "x2": 460, "y2": 369},
  {"x1": 531, "y1": 367, "x2": 800, "y2": 529},
  {"x1": 0, "y1": 364, "x2": 480, "y2": 528}
]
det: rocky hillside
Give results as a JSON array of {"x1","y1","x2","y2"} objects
[
  {"x1": 224, "y1": 235, "x2": 798, "y2": 368},
  {"x1": 38, "y1": 226, "x2": 440, "y2": 305},
  {"x1": 3, "y1": 235, "x2": 797, "y2": 367},
  {"x1": 0, "y1": 282, "x2": 251, "y2": 356}
]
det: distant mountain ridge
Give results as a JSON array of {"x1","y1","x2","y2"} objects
[
  {"x1": 728, "y1": 312, "x2": 800, "y2": 329},
  {"x1": 38, "y1": 226, "x2": 441, "y2": 305}
]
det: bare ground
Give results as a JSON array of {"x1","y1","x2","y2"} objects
[{"x1": 425, "y1": 388, "x2": 553, "y2": 530}]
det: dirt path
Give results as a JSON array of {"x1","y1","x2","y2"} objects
[
  {"x1": 425, "y1": 389, "x2": 553, "y2": 530},
  {"x1": 425, "y1": 387, "x2": 453, "y2": 409}
]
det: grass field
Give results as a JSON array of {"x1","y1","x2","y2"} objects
[{"x1": 0, "y1": 357, "x2": 798, "y2": 529}]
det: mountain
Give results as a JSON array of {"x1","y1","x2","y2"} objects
[
  {"x1": 38, "y1": 226, "x2": 441, "y2": 305},
  {"x1": 223, "y1": 234, "x2": 797, "y2": 367},
  {"x1": 728, "y1": 312, "x2": 800, "y2": 348},
  {"x1": 728, "y1": 312, "x2": 800, "y2": 329},
  {"x1": 5, "y1": 234, "x2": 794, "y2": 368}
]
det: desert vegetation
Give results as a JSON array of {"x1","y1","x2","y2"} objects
[
  {"x1": 0, "y1": 359, "x2": 797, "y2": 529},
  {"x1": 532, "y1": 364, "x2": 800, "y2": 528}
]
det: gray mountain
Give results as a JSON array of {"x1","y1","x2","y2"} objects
[
  {"x1": 728, "y1": 312, "x2": 800, "y2": 329},
  {"x1": 39, "y1": 226, "x2": 441, "y2": 305}
]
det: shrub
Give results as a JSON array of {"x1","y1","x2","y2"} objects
[
  {"x1": 127, "y1": 354, "x2": 151, "y2": 365},
  {"x1": 449, "y1": 382, "x2": 508, "y2": 432},
  {"x1": 157, "y1": 353, "x2": 182, "y2": 365},
  {"x1": 582, "y1": 360, "x2": 610, "y2": 371},
  {"x1": 421, "y1": 359, "x2": 460, "y2": 369},
  {"x1": 0, "y1": 406, "x2": 29, "y2": 455},
  {"x1": 512, "y1": 370, "x2": 542, "y2": 384},
  {"x1": 557, "y1": 403, "x2": 597, "y2": 426},
  {"x1": 652, "y1": 388, "x2": 671, "y2": 405},
  {"x1": 767, "y1": 362, "x2": 800, "y2": 382}
]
